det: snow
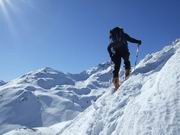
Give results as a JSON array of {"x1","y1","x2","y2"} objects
[
  {"x1": 0, "y1": 61, "x2": 112, "y2": 134},
  {"x1": 2, "y1": 39, "x2": 180, "y2": 135},
  {"x1": 56, "y1": 40, "x2": 180, "y2": 135}
]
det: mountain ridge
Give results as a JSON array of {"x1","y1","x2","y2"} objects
[{"x1": 0, "y1": 60, "x2": 113, "y2": 134}]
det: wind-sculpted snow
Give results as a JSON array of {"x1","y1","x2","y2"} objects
[{"x1": 3, "y1": 39, "x2": 180, "y2": 135}]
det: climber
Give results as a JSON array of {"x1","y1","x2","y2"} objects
[{"x1": 107, "y1": 27, "x2": 142, "y2": 90}]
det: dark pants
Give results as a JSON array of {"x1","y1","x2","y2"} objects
[{"x1": 111, "y1": 49, "x2": 131, "y2": 78}]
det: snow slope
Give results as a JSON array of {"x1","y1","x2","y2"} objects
[
  {"x1": 0, "y1": 63, "x2": 113, "y2": 134},
  {"x1": 3, "y1": 39, "x2": 180, "y2": 135},
  {"x1": 58, "y1": 40, "x2": 180, "y2": 135}
]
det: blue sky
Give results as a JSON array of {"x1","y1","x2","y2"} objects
[{"x1": 0, "y1": 0, "x2": 180, "y2": 81}]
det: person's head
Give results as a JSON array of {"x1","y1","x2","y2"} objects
[{"x1": 110, "y1": 26, "x2": 124, "y2": 33}]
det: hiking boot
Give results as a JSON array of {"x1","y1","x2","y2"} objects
[
  {"x1": 113, "y1": 77, "x2": 120, "y2": 90},
  {"x1": 125, "y1": 69, "x2": 131, "y2": 79}
]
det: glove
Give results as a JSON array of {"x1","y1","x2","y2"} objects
[{"x1": 138, "y1": 40, "x2": 142, "y2": 45}]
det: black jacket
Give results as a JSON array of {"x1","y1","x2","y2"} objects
[{"x1": 107, "y1": 32, "x2": 141, "y2": 58}]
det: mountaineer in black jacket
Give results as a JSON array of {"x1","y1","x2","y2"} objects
[{"x1": 107, "y1": 27, "x2": 142, "y2": 90}]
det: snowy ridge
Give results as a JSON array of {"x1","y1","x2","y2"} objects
[{"x1": 3, "y1": 39, "x2": 180, "y2": 135}]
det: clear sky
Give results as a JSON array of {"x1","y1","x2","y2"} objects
[{"x1": 0, "y1": 0, "x2": 180, "y2": 81}]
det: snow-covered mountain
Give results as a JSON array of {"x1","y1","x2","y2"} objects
[
  {"x1": 3, "y1": 39, "x2": 180, "y2": 135},
  {"x1": 0, "y1": 62, "x2": 113, "y2": 134},
  {"x1": 0, "y1": 80, "x2": 6, "y2": 86}
]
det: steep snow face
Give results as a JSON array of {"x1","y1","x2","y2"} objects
[
  {"x1": 56, "y1": 40, "x2": 180, "y2": 135},
  {"x1": 0, "y1": 62, "x2": 113, "y2": 134}
]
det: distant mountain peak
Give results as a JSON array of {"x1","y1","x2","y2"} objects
[
  {"x1": 38, "y1": 67, "x2": 60, "y2": 73},
  {"x1": 86, "y1": 61, "x2": 111, "y2": 75},
  {"x1": 0, "y1": 80, "x2": 6, "y2": 86}
]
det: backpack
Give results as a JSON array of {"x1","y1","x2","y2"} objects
[
  {"x1": 109, "y1": 27, "x2": 125, "y2": 52},
  {"x1": 110, "y1": 27, "x2": 124, "y2": 43}
]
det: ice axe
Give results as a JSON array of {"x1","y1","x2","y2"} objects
[{"x1": 134, "y1": 44, "x2": 140, "y2": 67}]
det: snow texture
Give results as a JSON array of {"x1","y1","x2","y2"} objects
[{"x1": 2, "y1": 39, "x2": 180, "y2": 135}]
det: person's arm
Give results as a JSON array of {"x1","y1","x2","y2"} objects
[
  {"x1": 107, "y1": 44, "x2": 113, "y2": 58},
  {"x1": 125, "y1": 33, "x2": 141, "y2": 45}
]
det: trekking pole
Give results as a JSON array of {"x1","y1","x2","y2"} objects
[
  {"x1": 134, "y1": 45, "x2": 140, "y2": 67},
  {"x1": 109, "y1": 60, "x2": 114, "y2": 85}
]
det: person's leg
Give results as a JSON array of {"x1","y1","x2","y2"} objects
[
  {"x1": 112, "y1": 54, "x2": 121, "y2": 90},
  {"x1": 122, "y1": 52, "x2": 131, "y2": 78},
  {"x1": 112, "y1": 54, "x2": 121, "y2": 78}
]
